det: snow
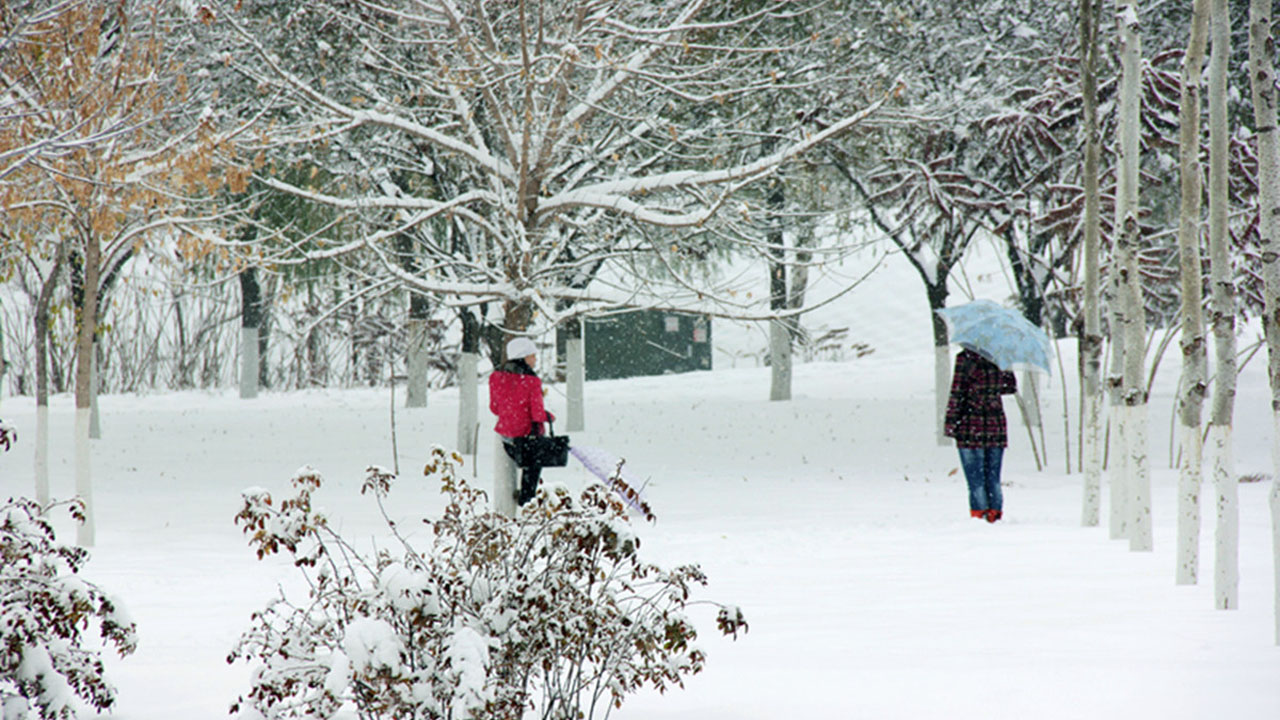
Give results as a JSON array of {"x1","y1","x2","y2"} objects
[
  {"x1": 342, "y1": 617, "x2": 402, "y2": 674},
  {"x1": 1, "y1": 249, "x2": 1278, "y2": 719},
  {"x1": 445, "y1": 624, "x2": 491, "y2": 716},
  {"x1": 378, "y1": 562, "x2": 438, "y2": 615},
  {"x1": 1011, "y1": 23, "x2": 1039, "y2": 40}
]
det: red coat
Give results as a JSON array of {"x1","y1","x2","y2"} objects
[{"x1": 489, "y1": 363, "x2": 553, "y2": 438}]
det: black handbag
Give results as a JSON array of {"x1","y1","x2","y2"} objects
[{"x1": 509, "y1": 421, "x2": 570, "y2": 468}]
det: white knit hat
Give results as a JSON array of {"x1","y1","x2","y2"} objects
[{"x1": 506, "y1": 336, "x2": 537, "y2": 360}]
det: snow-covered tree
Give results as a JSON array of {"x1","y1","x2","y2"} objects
[
  {"x1": 1, "y1": 0, "x2": 233, "y2": 544},
  {"x1": 856, "y1": 140, "x2": 1003, "y2": 445},
  {"x1": 230, "y1": 451, "x2": 746, "y2": 720},
  {"x1": 209, "y1": 0, "x2": 890, "y2": 505},
  {"x1": 0, "y1": 497, "x2": 137, "y2": 719},
  {"x1": 824, "y1": 1, "x2": 1086, "y2": 445}
]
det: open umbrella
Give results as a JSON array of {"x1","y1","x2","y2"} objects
[{"x1": 935, "y1": 299, "x2": 1052, "y2": 374}]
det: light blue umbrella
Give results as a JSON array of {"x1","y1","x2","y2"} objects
[{"x1": 935, "y1": 299, "x2": 1052, "y2": 374}]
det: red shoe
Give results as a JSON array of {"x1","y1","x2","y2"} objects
[
  {"x1": 970, "y1": 509, "x2": 985, "y2": 519},
  {"x1": 985, "y1": 510, "x2": 1002, "y2": 523}
]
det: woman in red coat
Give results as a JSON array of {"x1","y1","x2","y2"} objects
[
  {"x1": 489, "y1": 336, "x2": 555, "y2": 505},
  {"x1": 943, "y1": 348, "x2": 1017, "y2": 523}
]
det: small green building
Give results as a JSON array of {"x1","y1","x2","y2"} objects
[{"x1": 557, "y1": 310, "x2": 712, "y2": 380}]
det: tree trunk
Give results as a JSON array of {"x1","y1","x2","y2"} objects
[
  {"x1": 1080, "y1": 0, "x2": 1105, "y2": 527},
  {"x1": 89, "y1": 361, "x2": 101, "y2": 439},
  {"x1": 1272, "y1": 477, "x2": 1280, "y2": 644},
  {"x1": 33, "y1": 247, "x2": 64, "y2": 507},
  {"x1": 1115, "y1": 0, "x2": 1151, "y2": 551},
  {"x1": 457, "y1": 310, "x2": 481, "y2": 455},
  {"x1": 1211, "y1": 423, "x2": 1237, "y2": 607},
  {"x1": 239, "y1": 268, "x2": 263, "y2": 399},
  {"x1": 930, "y1": 283, "x2": 951, "y2": 447},
  {"x1": 564, "y1": 318, "x2": 585, "y2": 432},
  {"x1": 0, "y1": 310, "x2": 5, "y2": 410},
  {"x1": 494, "y1": 300, "x2": 534, "y2": 516},
  {"x1": 405, "y1": 293, "x2": 430, "y2": 409},
  {"x1": 768, "y1": 179, "x2": 791, "y2": 402},
  {"x1": 1247, "y1": 0, "x2": 1280, "y2": 641},
  {"x1": 258, "y1": 299, "x2": 272, "y2": 391},
  {"x1": 74, "y1": 234, "x2": 101, "y2": 547},
  {"x1": 1209, "y1": 0, "x2": 1238, "y2": 608},
  {"x1": 1176, "y1": 0, "x2": 1211, "y2": 584},
  {"x1": 769, "y1": 318, "x2": 792, "y2": 402},
  {"x1": 493, "y1": 432, "x2": 518, "y2": 517}
]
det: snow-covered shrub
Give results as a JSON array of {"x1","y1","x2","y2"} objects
[
  {"x1": 0, "y1": 419, "x2": 15, "y2": 452},
  {"x1": 1, "y1": 498, "x2": 137, "y2": 719},
  {"x1": 230, "y1": 448, "x2": 747, "y2": 720}
]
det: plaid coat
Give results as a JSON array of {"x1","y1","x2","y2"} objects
[{"x1": 943, "y1": 349, "x2": 1017, "y2": 448}]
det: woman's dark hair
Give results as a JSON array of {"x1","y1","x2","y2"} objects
[{"x1": 502, "y1": 358, "x2": 537, "y2": 376}]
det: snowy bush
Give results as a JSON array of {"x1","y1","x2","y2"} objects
[
  {"x1": 1, "y1": 498, "x2": 137, "y2": 719},
  {"x1": 0, "y1": 419, "x2": 14, "y2": 452},
  {"x1": 229, "y1": 448, "x2": 747, "y2": 720}
]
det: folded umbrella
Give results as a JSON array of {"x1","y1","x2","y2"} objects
[{"x1": 569, "y1": 445, "x2": 651, "y2": 516}]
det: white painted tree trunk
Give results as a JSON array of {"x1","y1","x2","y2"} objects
[
  {"x1": 493, "y1": 433, "x2": 517, "y2": 518},
  {"x1": 1019, "y1": 372, "x2": 1045, "y2": 467},
  {"x1": 1079, "y1": 0, "x2": 1104, "y2": 527},
  {"x1": 769, "y1": 318, "x2": 792, "y2": 402},
  {"x1": 456, "y1": 352, "x2": 478, "y2": 455},
  {"x1": 240, "y1": 326, "x2": 259, "y2": 399},
  {"x1": 1210, "y1": 424, "x2": 1238, "y2": 608},
  {"x1": 1209, "y1": 0, "x2": 1238, "y2": 608},
  {"x1": 89, "y1": 363, "x2": 101, "y2": 440},
  {"x1": 1109, "y1": 408, "x2": 1130, "y2": 540},
  {"x1": 35, "y1": 405, "x2": 50, "y2": 507},
  {"x1": 75, "y1": 407, "x2": 94, "y2": 546},
  {"x1": 1247, "y1": 0, "x2": 1280, "y2": 644},
  {"x1": 935, "y1": 343, "x2": 951, "y2": 447},
  {"x1": 1126, "y1": 403, "x2": 1152, "y2": 551},
  {"x1": 1271, "y1": 469, "x2": 1280, "y2": 644},
  {"x1": 1176, "y1": 424, "x2": 1203, "y2": 584},
  {"x1": 74, "y1": 225, "x2": 100, "y2": 546},
  {"x1": 1082, "y1": 391, "x2": 1103, "y2": 526},
  {"x1": 1019, "y1": 372, "x2": 1042, "y2": 429},
  {"x1": 565, "y1": 337, "x2": 585, "y2": 432},
  {"x1": 405, "y1": 318, "x2": 428, "y2": 408},
  {"x1": 1107, "y1": 278, "x2": 1129, "y2": 541},
  {"x1": 1175, "y1": 0, "x2": 1210, "y2": 583},
  {"x1": 1115, "y1": 0, "x2": 1150, "y2": 550},
  {"x1": 1271, "y1": 414, "x2": 1280, "y2": 643}
]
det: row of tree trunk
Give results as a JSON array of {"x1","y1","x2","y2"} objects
[{"x1": 1075, "y1": 0, "x2": 1280, "y2": 642}]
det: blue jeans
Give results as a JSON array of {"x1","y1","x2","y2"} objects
[{"x1": 958, "y1": 447, "x2": 1004, "y2": 512}]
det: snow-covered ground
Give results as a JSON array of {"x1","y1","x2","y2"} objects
[{"x1": 2, "y1": 249, "x2": 1278, "y2": 719}]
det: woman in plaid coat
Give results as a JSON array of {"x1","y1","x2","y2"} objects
[{"x1": 943, "y1": 348, "x2": 1017, "y2": 523}]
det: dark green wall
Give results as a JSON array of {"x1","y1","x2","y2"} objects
[{"x1": 557, "y1": 311, "x2": 711, "y2": 380}]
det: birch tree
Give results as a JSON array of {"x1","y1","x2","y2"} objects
[
  {"x1": 1246, "y1": 0, "x2": 1280, "y2": 636},
  {"x1": 1113, "y1": 0, "x2": 1152, "y2": 551},
  {"x1": 1079, "y1": 0, "x2": 1106, "y2": 527},
  {"x1": 1175, "y1": 0, "x2": 1211, "y2": 584},
  {"x1": 1208, "y1": 0, "x2": 1238, "y2": 608}
]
